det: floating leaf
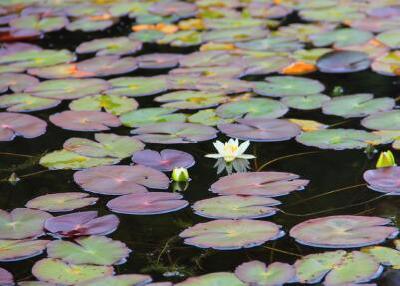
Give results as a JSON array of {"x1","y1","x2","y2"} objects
[
  {"x1": 363, "y1": 167, "x2": 400, "y2": 194},
  {"x1": 10, "y1": 15, "x2": 67, "y2": 36},
  {"x1": 47, "y1": 236, "x2": 130, "y2": 266},
  {"x1": 288, "y1": 119, "x2": 328, "y2": 132},
  {"x1": 108, "y1": 76, "x2": 168, "y2": 97},
  {"x1": 0, "y1": 208, "x2": 51, "y2": 239},
  {"x1": 26, "y1": 193, "x2": 98, "y2": 212},
  {"x1": 210, "y1": 171, "x2": 308, "y2": 197},
  {"x1": 188, "y1": 109, "x2": 234, "y2": 126},
  {"x1": 32, "y1": 258, "x2": 114, "y2": 285},
  {"x1": 175, "y1": 273, "x2": 245, "y2": 286},
  {"x1": 193, "y1": 195, "x2": 280, "y2": 219},
  {"x1": 132, "y1": 149, "x2": 195, "y2": 171},
  {"x1": 136, "y1": 53, "x2": 182, "y2": 69},
  {"x1": 45, "y1": 211, "x2": 119, "y2": 238},
  {"x1": 50, "y1": 111, "x2": 121, "y2": 132},
  {"x1": 76, "y1": 274, "x2": 152, "y2": 286},
  {"x1": 309, "y1": 28, "x2": 372, "y2": 48},
  {"x1": 132, "y1": 122, "x2": 218, "y2": 144},
  {"x1": 155, "y1": 90, "x2": 227, "y2": 110},
  {"x1": 0, "y1": 239, "x2": 49, "y2": 262},
  {"x1": 74, "y1": 165, "x2": 169, "y2": 196},
  {"x1": 234, "y1": 261, "x2": 295, "y2": 286},
  {"x1": 179, "y1": 219, "x2": 284, "y2": 250},
  {"x1": 0, "y1": 268, "x2": 13, "y2": 286},
  {"x1": 0, "y1": 93, "x2": 61, "y2": 112},
  {"x1": 371, "y1": 51, "x2": 400, "y2": 76},
  {"x1": 317, "y1": 51, "x2": 370, "y2": 73},
  {"x1": 236, "y1": 36, "x2": 303, "y2": 52},
  {"x1": 218, "y1": 118, "x2": 300, "y2": 142},
  {"x1": 290, "y1": 215, "x2": 398, "y2": 248},
  {"x1": 76, "y1": 37, "x2": 142, "y2": 56},
  {"x1": 107, "y1": 192, "x2": 188, "y2": 215},
  {"x1": 363, "y1": 245, "x2": 400, "y2": 268},
  {"x1": 120, "y1": 107, "x2": 186, "y2": 127},
  {"x1": 203, "y1": 27, "x2": 269, "y2": 43},
  {"x1": 280, "y1": 94, "x2": 330, "y2": 110},
  {"x1": 67, "y1": 18, "x2": 114, "y2": 32},
  {"x1": 376, "y1": 29, "x2": 400, "y2": 49},
  {"x1": 299, "y1": 7, "x2": 365, "y2": 23},
  {"x1": 362, "y1": 111, "x2": 400, "y2": 130},
  {"x1": 0, "y1": 73, "x2": 38, "y2": 93},
  {"x1": 0, "y1": 112, "x2": 47, "y2": 141}
]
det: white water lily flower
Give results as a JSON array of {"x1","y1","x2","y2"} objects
[{"x1": 205, "y1": 138, "x2": 256, "y2": 163}]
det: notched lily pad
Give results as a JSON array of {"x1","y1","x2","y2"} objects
[
  {"x1": 0, "y1": 112, "x2": 47, "y2": 141},
  {"x1": 0, "y1": 93, "x2": 61, "y2": 112},
  {"x1": 120, "y1": 107, "x2": 186, "y2": 128},
  {"x1": 0, "y1": 239, "x2": 49, "y2": 262},
  {"x1": 132, "y1": 149, "x2": 195, "y2": 171},
  {"x1": 363, "y1": 167, "x2": 400, "y2": 194},
  {"x1": 26, "y1": 192, "x2": 98, "y2": 212}
]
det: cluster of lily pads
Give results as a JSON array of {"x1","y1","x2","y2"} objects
[{"x1": 2, "y1": 0, "x2": 400, "y2": 285}]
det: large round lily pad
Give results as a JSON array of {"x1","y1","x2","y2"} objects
[
  {"x1": 180, "y1": 219, "x2": 284, "y2": 250},
  {"x1": 0, "y1": 208, "x2": 51, "y2": 239},
  {"x1": 74, "y1": 165, "x2": 169, "y2": 196},
  {"x1": 210, "y1": 171, "x2": 309, "y2": 197},
  {"x1": 290, "y1": 215, "x2": 398, "y2": 248},
  {"x1": 0, "y1": 93, "x2": 61, "y2": 112},
  {"x1": 120, "y1": 107, "x2": 186, "y2": 128},
  {"x1": 47, "y1": 236, "x2": 130, "y2": 266},
  {"x1": 361, "y1": 111, "x2": 400, "y2": 130},
  {"x1": 0, "y1": 239, "x2": 49, "y2": 262},
  {"x1": 32, "y1": 258, "x2": 114, "y2": 285},
  {"x1": 26, "y1": 192, "x2": 98, "y2": 212},
  {"x1": 254, "y1": 76, "x2": 325, "y2": 97},
  {"x1": 0, "y1": 112, "x2": 47, "y2": 141},
  {"x1": 107, "y1": 192, "x2": 188, "y2": 215},
  {"x1": 175, "y1": 273, "x2": 245, "y2": 286},
  {"x1": 218, "y1": 118, "x2": 300, "y2": 142},
  {"x1": 132, "y1": 122, "x2": 218, "y2": 144},
  {"x1": 317, "y1": 51, "x2": 370, "y2": 73},
  {"x1": 44, "y1": 211, "x2": 119, "y2": 238},
  {"x1": 363, "y1": 167, "x2": 400, "y2": 194},
  {"x1": 193, "y1": 195, "x2": 280, "y2": 219},
  {"x1": 132, "y1": 149, "x2": 195, "y2": 171}
]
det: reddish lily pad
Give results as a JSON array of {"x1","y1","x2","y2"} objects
[
  {"x1": 180, "y1": 219, "x2": 284, "y2": 250},
  {"x1": 132, "y1": 149, "x2": 195, "y2": 171},
  {"x1": 50, "y1": 111, "x2": 121, "y2": 132},
  {"x1": 0, "y1": 73, "x2": 38, "y2": 93},
  {"x1": 107, "y1": 192, "x2": 188, "y2": 215},
  {"x1": 74, "y1": 165, "x2": 169, "y2": 196},
  {"x1": 25, "y1": 192, "x2": 98, "y2": 212},
  {"x1": 0, "y1": 112, "x2": 47, "y2": 141},
  {"x1": 0, "y1": 239, "x2": 49, "y2": 262},
  {"x1": 363, "y1": 167, "x2": 400, "y2": 194},
  {"x1": 44, "y1": 211, "x2": 119, "y2": 237},
  {"x1": 210, "y1": 171, "x2": 309, "y2": 197},
  {"x1": 290, "y1": 215, "x2": 398, "y2": 248},
  {"x1": 0, "y1": 268, "x2": 13, "y2": 286}
]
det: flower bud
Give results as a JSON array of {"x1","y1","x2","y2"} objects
[
  {"x1": 172, "y1": 167, "x2": 190, "y2": 182},
  {"x1": 376, "y1": 150, "x2": 396, "y2": 168}
]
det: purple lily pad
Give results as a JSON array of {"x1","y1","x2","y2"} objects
[
  {"x1": 44, "y1": 211, "x2": 119, "y2": 238},
  {"x1": 210, "y1": 171, "x2": 309, "y2": 197},
  {"x1": 218, "y1": 118, "x2": 301, "y2": 142},
  {"x1": 0, "y1": 112, "x2": 47, "y2": 141},
  {"x1": 0, "y1": 268, "x2": 13, "y2": 286},
  {"x1": 290, "y1": 215, "x2": 398, "y2": 248},
  {"x1": 73, "y1": 165, "x2": 169, "y2": 195},
  {"x1": 317, "y1": 51, "x2": 371, "y2": 73},
  {"x1": 107, "y1": 192, "x2": 188, "y2": 215},
  {"x1": 49, "y1": 111, "x2": 121, "y2": 132},
  {"x1": 0, "y1": 239, "x2": 49, "y2": 262},
  {"x1": 76, "y1": 37, "x2": 142, "y2": 56},
  {"x1": 363, "y1": 167, "x2": 400, "y2": 194},
  {"x1": 148, "y1": 1, "x2": 197, "y2": 17},
  {"x1": 179, "y1": 219, "x2": 284, "y2": 250},
  {"x1": 25, "y1": 192, "x2": 98, "y2": 212},
  {"x1": 0, "y1": 73, "x2": 39, "y2": 93},
  {"x1": 132, "y1": 149, "x2": 195, "y2": 171},
  {"x1": 132, "y1": 122, "x2": 218, "y2": 144},
  {"x1": 136, "y1": 53, "x2": 182, "y2": 69}
]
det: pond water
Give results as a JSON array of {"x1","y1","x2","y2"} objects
[{"x1": 1, "y1": 1, "x2": 400, "y2": 285}]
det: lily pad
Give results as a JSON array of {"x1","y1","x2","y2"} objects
[
  {"x1": 309, "y1": 28, "x2": 372, "y2": 48},
  {"x1": 371, "y1": 51, "x2": 400, "y2": 76},
  {"x1": 120, "y1": 107, "x2": 186, "y2": 127},
  {"x1": 26, "y1": 192, "x2": 98, "y2": 212},
  {"x1": 188, "y1": 109, "x2": 234, "y2": 126},
  {"x1": 218, "y1": 118, "x2": 301, "y2": 142},
  {"x1": 108, "y1": 76, "x2": 168, "y2": 97},
  {"x1": 322, "y1": 93, "x2": 395, "y2": 118},
  {"x1": 50, "y1": 111, "x2": 121, "y2": 132},
  {"x1": 299, "y1": 7, "x2": 365, "y2": 23},
  {"x1": 175, "y1": 272, "x2": 245, "y2": 286},
  {"x1": 76, "y1": 274, "x2": 152, "y2": 286},
  {"x1": 179, "y1": 219, "x2": 284, "y2": 250},
  {"x1": 203, "y1": 27, "x2": 268, "y2": 43},
  {"x1": 363, "y1": 245, "x2": 400, "y2": 268},
  {"x1": 376, "y1": 29, "x2": 400, "y2": 49},
  {"x1": 132, "y1": 149, "x2": 195, "y2": 171},
  {"x1": 0, "y1": 239, "x2": 49, "y2": 262},
  {"x1": 76, "y1": 37, "x2": 142, "y2": 56},
  {"x1": 254, "y1": 76, "x2": 325, "y2": 97},
  {"x1": 234, "y1": 261, "x2": 295, "y2": 286},
  {"x1": 10, "y1": 15, "x2": 67, "y2": 37},
  {"x1": 149, "y1": 1, "x2": 197, "y2": 17},
  {"x1": 47, "y1": 236, "x2": 130, "y2": 266},
  {"x1": 136, "y1": 53, "x2": 182, "y2": 69},
  {"x1": 243, "y1": 56, "x2": 294, "y2": 76},
  {"x1": 193, "y1": 195, "x2": 281, "y2": 219},
  {"x1": 290, "y1": 215, "x2": 398, "y2": 248},
  {"x1": 0, "y1": 112, "x2": 47, "y2": 141},
  {"x1": 210, "y1": 171, "x2": 309, "y2": 197},
  {"x1": 0, "y1": 93, "x2": 61, "y2": 112},
  {"x1": 107, "y1": 192, "x2": 189, "y2": 215},
  {"x1": 216, "y1": 98, "x2": 288, "y2": 119},
  {"x1": 132, "y1": 122, "x2": 218, "y2": 144},
  {"x1": 44, "y1": 211, "x2": 119, "y2": 237},
  {"x1": 317, "y1": 51, "x2": 370, "y2": 73},
  {"x1": 296, "y1": 129, "x2": 380, "y2": 150},
  {"x1": 281, "y1": 94, "x2": 330, "y2": 110},
  {"x1": 74, "y1": 165, "x2": 169, "y2": 195},
  {"x1": 32, "y1": 258, "x2": 114, "y2": 285},
  {"x1": 361, "y1": 111, "x2": 400, "y2": 130},
  {"x1": 155, "y1": 90, "x2": 227, "y2": 110},
  {"x1": 363, "y1": 167, "x2": 400, "y2": 194},
  {"x1": 63, "y1": 133, "x2": 144, "y2": 159},
  {"x1": 69, "y1": 94, "x2": 138, "y2": 116},
  {"x1": 67, "y1": 18, "x2": 114, "y2": 32},
  {"x1": 0, "y1": 268, "x2": 13, "y2": 286},
  {"x1": 0, "y1": 73, "x2": 38, "y2": 93},
  {"x1": 40, "y1": 150, "x2": 119, "y2": 170},
  {"x1": 0, "y1": 208, "x2": 51, "y2": 239},
  {"x1": 236, "y1": 36, "x2": 303, "y2": 52}
]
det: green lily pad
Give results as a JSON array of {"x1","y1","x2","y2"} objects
[
  {"x1": 66, "y1": 18, "x2": 114, "y2": 32},
  {"x1": 108, "y1": 76, "x2": 168, "y2": 97},
  {"x1": 25, "y1": 192, "x2": 98, "y2": 212},
  {"x1": 236, "y1": 36, "x2": 304, "y2": 52},
  {"x1": 254, "y1": 76, "x2": 325, "y2": 97},
  {"x1": 120, "y1": 107, "x2": 186, "y2": 127},
  {"x1": 372, "y1": 51, "x2": 400, "y2": 76},
  {"x1": 362, "y1": 111, "x2": 400, "y2": 130},
  {"x1": 363, "y1": 246, "x2": 400, "y2": 268},
  {"x1": 281, "y1": 94, "x2": 330, "y2": 110},
  {"x1": 40, "y1": 150, "x2": 119, "y2": 170},
  {"x1": 203, "y1": 27, "x2": 268, "y2": 43},
  {"x1": 155, "y1": 91, "x2": 227, "y2": 110},
  {"x1": 188, "y1": 109, "x2": 234, "y2": 126},
  {"x1": 130, "y1": 30, "x2": 165, "y2": 43},
  {"x1": 216, "y1": 98, "x2": 288, "y2": 119},
  {"x1": 158, "y1": 31, "x2": 202, "y2": 47},
  {"x1": 0, "y1": 239, "x2": 49, "y2": 262},
  {"x1": 19, "y1": 282, "x2": 56, "y2": 286},
  {"x1": 69, "y1": 94, "x2": 138, "y2": 116},
  {"x1": 63, "y1": 133, "x2": 144, "y2": 159},
  {"x1": 322, "y1": 93, "x2": 395, "y2": 118},
  {"x1": 0, "y1": 93, "x2": 61, "y2": 112},
  {"x1": 32, "y1": 258, "x2": 114, "y2": 285},
  {"x1": 76, "y1": 274, "x2": 152, "y2": 286},
  {"x1": 175, "y1": 272, "x2": 245, "y2": 286},
  {"x1": 76, "y1": 37, "x2": 142, "y2": 56},
  {"x1": 47, "y1": 236, "x2": 130, "y2": 266},
  {"x1": 10, "y1": 15, "x2": 67, "y2": 36},
  {"x1": 376, "y1": 29, "x2": 400, "y2": 49},
  {"x1": 309, "y1": 28, "x2": 373, "y2": 48},
  {"x1": 299, "y1": 7, "x2": 365, "y2": 22},
  {"x1": 296, "y1": 129, "x2": 380, "y2": 150}
]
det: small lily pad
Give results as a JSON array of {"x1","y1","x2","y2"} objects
[
  {"x1": 281, "y1": 94, "x2": 330, "y2": 110},
  {"x1": 76, "y1": 37, "x2": 142, "y2": 56},
  {"x1": 317, "y1": 51, "x2": 370, "y2": 73},
  {"x1": 108, "y1": 76, "x2": 168, "y2": 97},
  {"x1": 76, "y1": 274, "x2": 152, "y2": 286},
  {"x1": 132, "y1": 149, "x2": 195, "y2": 171},
  {"x1": 0, "y1": 268, "x2": 13, "y2": 286},
  {"x1": 0, "y1": 112, "x2": 47, "y2": 141},
  {"x1": 0, "y1": 73, "x2": 38, "y2": 93},
  {"x1": 376, "y1": 29, "x2": 400, "y2": 49},
  {"x1": 0, "y1": 239, "x2": 49, "y2": 262},
  {"x1": 361, "y1": 110, "x2": 400, "y2": 130},
  {"x1": 26, "y1": 192, "x2": 98, "y2": 212},
  {"x1": 154, "y1": 90, "x2": 227, "y2": 110},
  {"x1": 136, "y1": 53, "x2": 182, "y2": 69},
  {"x1": 175, "y1": 272, "x2": 245, "y2": 286},
  {"x1": 363, "y1": 167, "x2": 400, "y2": 194},
  {"x1": 120, "y1": 107, "x2": 186, "y2": 127},
  {"x1": 0, "y1": 93, "x2": 61, "y2": 112},
  {"x1": 188, "y1": 109, "x2": 234, "y2": 126}
]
